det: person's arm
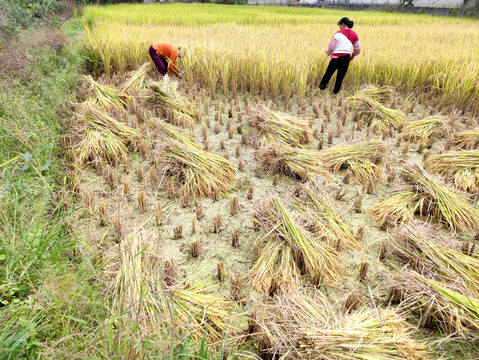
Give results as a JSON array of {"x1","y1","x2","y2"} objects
[
  {"x1": 350, "y1": 40, "x2": 361, "y2": 60},
  {"x1": 326, "y1": 37, "x2": 337, "y2": 56}
]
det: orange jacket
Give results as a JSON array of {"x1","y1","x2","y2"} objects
[{"x1": 152, "y1": 42, "x2": 179, "y2": 76}]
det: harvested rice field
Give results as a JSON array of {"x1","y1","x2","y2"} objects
[{"x1": 71, "y1": 4, "x2": 479, "y2": 359}]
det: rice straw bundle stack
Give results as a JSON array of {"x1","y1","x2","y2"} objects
[
  {"x1": 148, "y1": 117, "x2": 196, "y2": 144},
  {"x1": 391, "y1": 222, "x2": 479, "y2": 293},
  {"x1": 82, "y1": 75, "x2": 130, "y2": 110},
  {"x1": 258, "y1": 291, "x2": 431, "y2": 359},
  {"x1": 394, "y1": 270, "x2": 479, "y2": 337},
  {"x1": 425, "y1": 151, "x2": 479, "y2": 193},
  {"x1": 248, "y1": 105, "x2": 312, "y2": 146},
  {"x1": 369, "y1": 164, "x2": 479, "y2": 231},
  {"x1": 454, "y1": 127, "x2": 479, "y2": 150},
  {"x1": 256, "y1": 144, "x2": 330, "y2": 181},
  {"x1": 321, "y1": 141, "x2": 386, "y2": 186},
  {"x1": 121, "y1": 62, "x2": 152, "y2": 93},
  {"x1": 112, "y1": 230, "x2": 237, "y2": 344},
  {"x1": 150, "y1": 76, "x2": 198, "y2": 128},
  {"x1": 294, "y1": 181, "x2": 362, "y2": 250},
  {"x1": 159, "y1": 137, "x2": 237, "y2": 198},
  {"x1": 403, "y1": 116, "x2": 448, "y2": 146},
  {"x1": 76, "y1": 128, "x2": 128, "y2": 166},
  {"x1": 348, "y1": 86, "x2": 407, "y2": 135},
  {"x1": 249, "y1": 197, "x2": 345, "y2": 294}
]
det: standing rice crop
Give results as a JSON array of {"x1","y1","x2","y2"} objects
[
  {"x1": 248, "y1": 105, "x2": 312, "y2": 146},
  {"x1": 258, "y1": 291, "x2": 431, "y2": 360},
  {"x1": 249, "y1": 197, "x2": 346, "y2": 294},
  {"x1": 403, "y1": 116, "x2": 449, "y2": 146},
  {"x1": 454, "y1": 127, "x2": 479, "y2": 150},
  {"x1": 369, "y1": 164, "x2": 479, "y2": 231},
  {"x1": 320, "y1": 141, "x2": 386, "y2": 186},
  {"x1": 256, "y1": 144, "x2": 330, "y2": 181},
  {"x1": 294, "y1": 181, "x2": 362, "y2": 250},
  {"x1": 425, "y1": 151, "x2": 479, "y2": 193}
]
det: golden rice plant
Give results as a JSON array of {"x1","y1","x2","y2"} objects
[
  {"x1": 256, "y1": 144, "x2": 330, "y2": 181},
  {"x1": 454, "y1": 127, "x2": 479, "y2": 150},
  {"x1": 158, "y1": 137, "x2": 236, "y2": 198},
  {"x1": 249, "y1": 196, "x2": 346, "y2": 294},
  {"x1": 76, "y1": 128, "x2": 128, "y2": 166},
  {"x1": 248, "y1": 105, "x2": 312, "y2": 146},
  {"x1": 394, "y1": 270, "x2": 479, "y2": 337},
  {"x1": 403, "y1": 115, "x2": 448, "y2": 146},
  {"x1": 348, "y1": 86, "x2": 407, "y2": 135},
  {"x1": 369, "y1": 164, "x2": 479, "y2": 231},
  {"x1": 112, "y1": 230, "x2": 237, "y2": 345},
  {"x1": 391, "y1": 222, "x2": 479, "y2": 293},
  {"x1": 149, "y1": 76, "x2": 198, "y2": 128},
  {"x1": 320, "y1": 141, "x2": 386, "y2": 186},
  {"x1": 425, "y1": 151, "x2": 479, "y2": 193},
  {"x1": 294, "y1": 181, "x2": 362, "y2": 250},
  {"x1": 82, "y1": 74, "x2": 130, "y2": 110},
  {"x1": 259, "y1": 291, "x2": 431, "y2": 360},
  {"x1": 121, "y1": 62, "x2": 153, "y2": 93}
]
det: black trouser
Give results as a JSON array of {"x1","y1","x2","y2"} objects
[{"x1": 319, "y1": 55, "x2": 350, "y2": 94}]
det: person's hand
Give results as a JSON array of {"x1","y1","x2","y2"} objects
[
  {"x1": 325, "y1": 51, "x2": 329, "y2": 56},
  {"x1": 350, "y1": 56, "x2": 355, "y2": 62}
]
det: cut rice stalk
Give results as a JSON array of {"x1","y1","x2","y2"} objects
[
  {"x1": 403, "y1": 116, "x2": 448, "y2": 146},
  {"x1": 121, "y1": 62, "x2": 152, "y2": 93},
  {"x1": 425, "y1": 151, "x2": 479, "y2": 193},
  {"x1": 83, "y1": 74, "x2": 130, "y2": 110},
  {"x1": 454, "y1": 127, "x2": 479, "y2": 150},
  {"x1": 256, "y1": 144, "x2": 330, "y2": 181},
  {"x1": 259, "y1": 291, "x2": 431, "y2": 360},
  {"x1": 76, "y1": 128, "x2": 128, "y2": 166},
  {"x1": 249, "y1": 196, "x2": 346, "y2": 294},
  {"x1": 321, "y1": 141, "x2": 386, "y2": 186},
  {"x1": 248, "y1": 105, "x2": 312, "y2": 146}
]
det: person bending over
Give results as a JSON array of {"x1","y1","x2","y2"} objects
[
  {"x1": 319, "y1": 17, "x2": 360, "y2": 94},
  {"x1": 149, "y1": 41, "x2": 182, "y2": 78}
]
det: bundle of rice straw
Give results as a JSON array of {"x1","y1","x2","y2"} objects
[
  {"x1": 82, "y1": 75, "x2": 130, "y2": 110},
  {"x1": 256, "y1": 144, "x2": 330, "y2": 181},
  {"x1": 150, "y1": 76, "x2": 199, "y2": 128},
  {"x1": 293, "y1": 180, "x2": 362, "y2": 250},
  {"x1": 393, "y1": 269, "x2": 479, "y2": 337},
  {"x1": 454, "y1": 127, "x2": 479, "y2": 150},
  {"x1": 76, "y1": 128, "x2": 128, "y2": 166},
  {"x1": 249, "y1": 197, "x2": 346, "y2": 294},
  {"x1": 403, "y1": 116, "x2": 449, "y2": 146},
  {"x1": 258, "y1": 291, "x2": 431, "y2": 359},
  {"x1": 248, "y1": 105, "x2": 312, "y2": 147},
  {"x1": 121, "y1": 62, "x2": 152, "y2": 94},
  {"x1": 158, "y1": 137, "x2": 236, "y2": 198},
  {"x1": 425, "y1": 151, "x2": 479, "y2": 194},
  {"x1": 320, "y1": 141, "x2": 386, "y2": 186},
  {"x1": 112, "y1": 230, "x2": 237, "y2": 345},
  {"x1": 391, "y1": 222, "x2": 479, "y2": 293},
  {"x1": 369, "y1": 164, "x2": 479, "y2": 231},
  {"x1": 348, "y1": 86, "x2": 407, "y2": 135}
]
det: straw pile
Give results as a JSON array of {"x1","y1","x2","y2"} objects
[
  {"x1": 403, "y1": 116, "x2": 449, "y2": 146},
  {"x1": 425, "y1": 151, "x2": 479, "y2": 193},
  {"x1": 320, "y1": 141, "x2": 386, "y2": 186},
  {"x1": 454, "y1": 127, "x2": 479, "y2": 150},
  {"x1": 393, "y1": 270, "x2": 479, "y2": 337},
  {"x1": 348, "y1": 86, "x2": 407, "y2": 135},
  {"x1": 248, "y1": 105, "x2": 312, "y2": 146},
  {"x1": 112, "y1": 230, "x2": 237, "y2": 344},
  {"x1": 369, "y1": 164, "x2": 479, "y2": 231},
  {"x1": 256, "y1": 144, "x2": 330, "y2": 181},
  {"x1": 82, "y1": 74, "x2": 130, "y2": 110},
  {"x1": 293, "y1": 180, "x2": 362, "y2": 250},
  {"x1": 121, "y1": 62, "x2": 152, "y2": 93},
  {"x1": 158, "y1": 137, "x2": 237, "y2": 198},
  {"x1": 150, "y1": 76, "x2": 198, "y2": 128},
  {"x1": 258, "y1": 291, "x2": 431, "y2": 360},
  {"x1": 391, "y1": 222, "x2": 479, "y2": 293},
  {"x1": 249, "y1": 197, "x2": 346, "y2": 294}
]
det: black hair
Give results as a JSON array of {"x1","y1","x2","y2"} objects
[{"x1": 338, "y1": 17, "x2": 354, "y2": 28}]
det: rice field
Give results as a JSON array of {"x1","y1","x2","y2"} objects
[{"x1": 72, "y1": 3, "x2": 479, "y2": 358}]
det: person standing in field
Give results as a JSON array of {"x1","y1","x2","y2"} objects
[
  {"x1": 149, "y1": 41, "x2": 182, "y2": 78},
  {"x1": 319, "y1": 17, "x2": 360, "y2": 94}
]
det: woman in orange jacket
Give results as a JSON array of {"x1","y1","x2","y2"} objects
[{"x1": 149, "y1": 41, "x2": 182, "y2": 78}]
